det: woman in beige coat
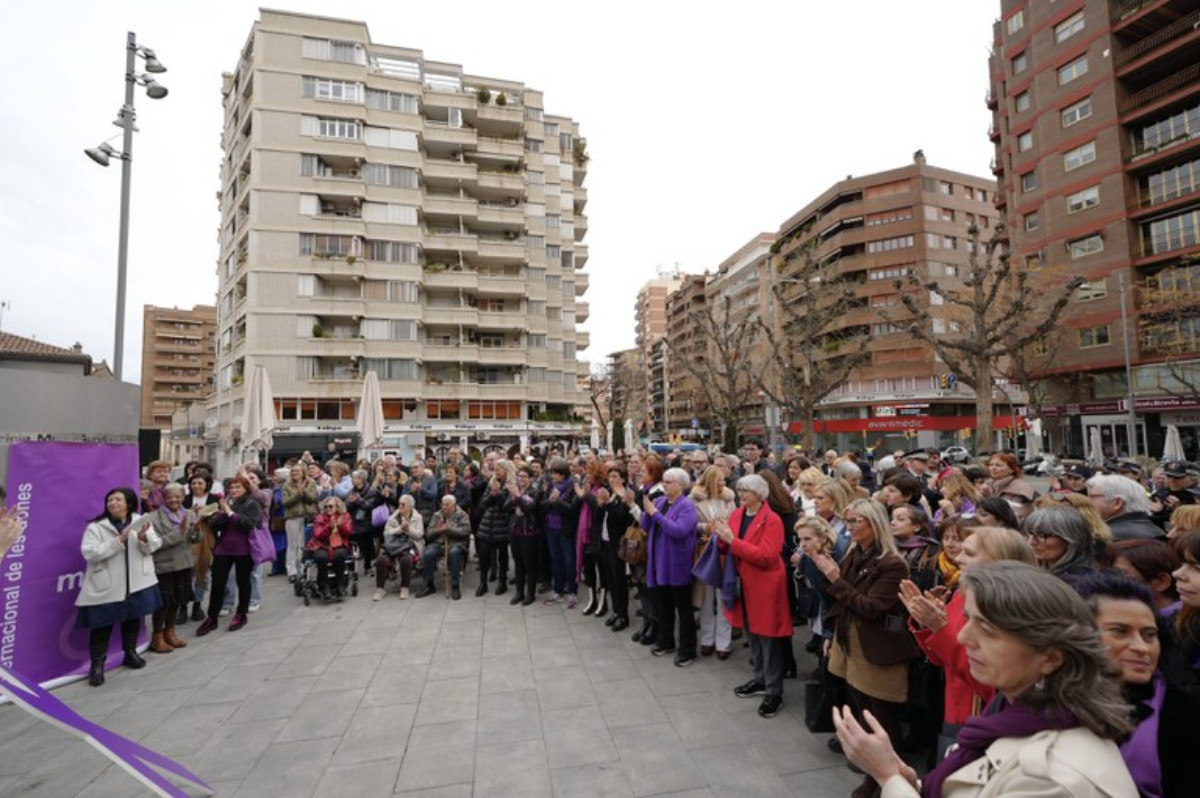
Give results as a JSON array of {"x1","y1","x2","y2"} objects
[
  {"x1": 75, "y1": 487, "x2": 162, "y2": 687},
  {"x1": 833, "y1": 562, "x2": 1137, "y2": 798}
]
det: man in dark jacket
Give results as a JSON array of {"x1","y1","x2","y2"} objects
[{"x1": 1087, "y1": 473, "x2": 1164, "y2": 540}]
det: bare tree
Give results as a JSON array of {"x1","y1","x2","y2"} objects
[
  {"x1": 897, "y1": 223, "x2": 1082, "y2": 452},
  {"x1": 757, "y1": 242, "x2": 871, "y2": 451},
  {"x1": 586, "y1": 363, "x2": 611, "y2": 435},
  {"x1": 1140, "y1": 254, "x2": 1200, "y2": 404},
  {"x1": 663, "y1": 295, "x2": 761, "y2": 452}
]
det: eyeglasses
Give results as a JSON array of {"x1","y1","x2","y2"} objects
[
  {"x1": 844, "y1": 517, "x2": 868, "y2": 525},
  {"x1": 323, "y1": 504, "x2": 337, "y2": 510},
  {"x1": 1027, "y1": 531, "x2": 1056, "y2": 542}
]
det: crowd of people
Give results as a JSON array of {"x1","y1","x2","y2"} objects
[{"x1": 52, "y1": 441, "x2": 1200, "y2": 797}]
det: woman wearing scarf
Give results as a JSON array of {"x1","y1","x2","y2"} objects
[
  {"x1": 575, "y1": 459, "x2": 610, "y2": 616},
  {"x1": 1076, "y1": 569, "x2": 1195, "y2": 798},
  {"x1": 835, "y1": 562, "x2": 1137, "y2": 798},
  {"x1": 75, "y1": 487, "x2": 162, "y2": 687},
  {"x1": 146, "y1": 484, "x2": 200, "y2": 653},
  {"x1": 641, "y1": 466, "x2": 698, "y2": 667},
  {"x1": 196, "y1": 476, "x2": 262, "y2": 635}
]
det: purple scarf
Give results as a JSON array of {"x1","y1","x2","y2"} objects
[
  {"x1": 1120, "y1": 676, "x2": 1165, "y2": 798},
  {"x1": 575, "y1": 487, "x2": 596, "y2": 582},
  {"x1": 923, "y1": 699, "x2": 1079, "y2": 798}
]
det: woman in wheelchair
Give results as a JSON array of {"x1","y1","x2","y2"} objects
[
  {"x1": 309, "y1": 497, "x2": 352, "y2": 601},
  {"x1": 375, "y1": 494, "x2": 425, "y2": 600}
]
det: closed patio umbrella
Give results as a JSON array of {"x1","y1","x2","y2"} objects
[
  {"x1": 241, "y1": 365, "x2": 276, "y2": 461},
  {"x1": 356, "y1": 370, "x2": 385, "y2": 452}
]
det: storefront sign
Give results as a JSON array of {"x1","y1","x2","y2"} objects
[{"x1": 789, "y1": 415, "x2": 1017, "y2": 434}]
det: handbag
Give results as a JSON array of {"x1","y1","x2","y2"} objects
[
  {"x1": 804, "y1": 680, "x2": 835, "y2": 733},
  {"x1": 690, "y1": 536, "x2": 724, "y2": 588},
  {"x1": 371, "y1": 504, "x2": 391, "y2": 528},
  {"x1": 382, "y1": 535, "x2": 413, "y2": 558},
  {"x1": 617, "y1": 525, "x2": 647, "y2": 565},
  {"x1": 249, "y1": 525, "x2": 276, "y2": 565}
]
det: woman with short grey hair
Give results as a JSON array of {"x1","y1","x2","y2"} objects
[
  {"x1": 1023, "y1": 505, "x2": 1096, "y2": 577},
  {"x1": 662, "y1": 467, "x2": 692, "y2": 494},
  {"x1": 736, "y1": 473, "x2": 769, "y2": 501}
]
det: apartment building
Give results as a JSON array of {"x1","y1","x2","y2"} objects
[
  {"x1": 209, "y1": 10, "x2": 590, "y2": 470},
  {"x1": 705, "y1": 233, "x2": 772, "y2": 441},
  {"x1": 988, "y1": 0, "x2": 1200, "y2": 459},
  {"x1": 138, "y1": 304, "x2": 216, "y2": 431},
  {"x1": 631, "y1": 273, "x2": 681, "y2": 440},
  {"x1": 773, "y1": 154, "x2": 1006, "y2": 453},
  {"x1": 605, "y1": 347, "x2": 640, "y2": 450},
  {"x1": 664, "y1": 273, "x2": 709, "y2": 439}
]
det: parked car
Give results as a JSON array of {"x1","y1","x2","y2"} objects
[
  {"x1": 941, "y1": 446, "x2": 972, "y2": 465},
  {"x1": 1022, "y1": 452, "x2": 1062, "y2": 476}
]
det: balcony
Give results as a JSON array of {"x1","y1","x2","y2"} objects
[
  {"x1": 422, "y1": 120, "x2": 477, "y2": 149},
  {"x1": 1116, "y1": 7, "x2": 1200, "y2": 70},
  {"x1": 475, "y1": 104, "x2": 524, "y2": 135},
  {"x1": 575, "y1": 244, "x2": 588, "y2": 267},
  {"x1": 422, "y1": 266, "x2": 479, "y2": 290},
  {"x1": 478, "y1": 310, "x2": 522, "y2": 328},
  {"x1": 574, "y1": 272, "x2": 589, "y2": 295},
  {"x1": 423, "y1": 194, "x2": 478, "y2": 218},
  {"x1": 476, "y1": 201, "x2": 524, "y2": 226},
  {"x1": 422, "y1": 158, "x2": 478, "y2": 186},
  {"x1": 575, "y1": 301, "x2": 590, "y2": 323},
  {"x1": 576, "y1": 330, "x2": 590, "y2": 350},
  {"x1": 985, "y1": 89, "x2": 998, "y2": 109},
  {"x1": 477, "y1": 235, "x2": 525, "y2": 260},
  {"x1": 476, "y1": 169, "x2": 524, "y2": 192},
  {"x1": 988, "y1": 124, "x2": 1001, "y2": 142},
  {"x1": 476, "y1": 346, "x2": 527, "y2": 365},
  {"x1": 424, "y1": 306, "x2": 479, "y2": 326},
  {"x1": 990, "y1": 157, "x2": 1004, "y2": 176},
  {"x1": 476, "y1": 135, "x2": 524, "y2": 160},
  {"x1": 477, "y1": 273, "x2": 526, "y2": 295},
  {"x1": 423, "y1": 228, "x2": 479, "y2": 254},
  {"x1": 424, "y1": 342, "x2": 478, "y2": 362},
  {"x1": 1121, "y1": 62, "x2": 1200, "y2": 115}
]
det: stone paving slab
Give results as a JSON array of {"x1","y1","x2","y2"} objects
[{"x1": 0, "y1": 570, "x2": 864, "y2": 796}]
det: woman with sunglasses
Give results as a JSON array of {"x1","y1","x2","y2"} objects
[{"x1": 308, "y1": 496, "x2": 352, "y2": 602}]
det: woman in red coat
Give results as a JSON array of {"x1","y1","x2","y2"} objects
[
  {"x1": 715, "y1": 473, "x2": 792, "y2": 719},
  {"x1": 308, "y1": 497, "x2": 352, "y2": 601}
]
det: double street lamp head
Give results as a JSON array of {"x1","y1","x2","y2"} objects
[
  {"x1": 140, "y1": 47, "x2": 166, "y2": 74},
  {"x1": 141, "y1": 76, "x2": 168, "y2": 99},
  {"x1": 84, "y1": 142, "x2": 121, "y2": 167}
]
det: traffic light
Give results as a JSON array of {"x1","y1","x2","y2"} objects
[{"x1": 939, "y1": 374, "x2": 948, "y2": 389}]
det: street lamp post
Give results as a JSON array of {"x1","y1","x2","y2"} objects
[{"x1": 84, "y1": 32, "x2": 167, "y2": 381}]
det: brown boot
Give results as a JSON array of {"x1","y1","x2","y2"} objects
[
  {"x1": 163, "y1": 628, "x2": 187, "y2": 648},
  {"x1": 149, "y1": 632, "x2": 174, "y2": 654}
]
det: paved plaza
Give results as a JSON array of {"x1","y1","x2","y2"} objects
[{"x1": 1, "y1": 572, "x2": 862, "y2": 797}]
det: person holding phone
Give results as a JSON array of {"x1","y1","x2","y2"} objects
[{"x1": 75, "y1": 487, "x2": 162, "y2": 687}]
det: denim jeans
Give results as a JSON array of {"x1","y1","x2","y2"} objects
[{"x1": 545, "y1": 528, "x2": 577, "y2": 595}]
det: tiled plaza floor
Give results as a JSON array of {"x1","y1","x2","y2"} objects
[{"x1": 0, "y1": 570, "x2": 862, "y2": 797}]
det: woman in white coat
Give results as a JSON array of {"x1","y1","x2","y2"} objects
[
  {"x1": 833, "y1": 561, "x2": 1137, "y2": 798},
  {"x1": 75, "y1": 487, "x2": 162, "y2": 687}
]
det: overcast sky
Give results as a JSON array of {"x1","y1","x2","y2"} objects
[{"x1": 1, "y1": 1, "x2": 997, "y2": 380}]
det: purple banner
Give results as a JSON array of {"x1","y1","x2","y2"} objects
[{"x1": 3, "y1": 442, "x2": 141, "y2": 685}]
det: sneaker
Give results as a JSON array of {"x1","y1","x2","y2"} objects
[
  {"x1": 218, "y1": 607, "x2": 231, "y2": 617},
  {"x1": 248, "y1": 603, "x2": 260, "y2": 613},
  {"x1": 673, "y1": 654, "x2": 697, "y2": 668},
  {"x1": 651, "y1": 645, "x2": 676, "y2": 657},
  {"x1": 733, "y1": 679, "x2": 766, "y2": 698},
  {"x1": 372, "y1": 588, "x2": 386, "y2": 601},
  {"x1": 566, "y1": 594, "x2": 578, "y2": 609},
  {"x1": 399, "y1": 587, "x2": 410, "y2": 600},
  {"x1": 543, "y1": 592, "x2": 563, "y2": 605},
  {"x1": 757, "y1": 695, "x2": 784, "y2": 718}
]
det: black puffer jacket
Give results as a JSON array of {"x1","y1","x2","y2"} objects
[{"x1": 475, "y1": 487, "x2": 514, "y2": 544}]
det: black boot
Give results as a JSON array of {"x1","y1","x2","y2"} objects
[
  {"x1": 190, "y1": 602, "x2": 204, "y2": 621},
  {"x1": 640, "y1": 622, "x2": 659, "y2": 646},
  {"x1": 632, "y1": 618, "x2": 652, "y2": 643},
  {"x1": 495, "y1": 575, "x2": 507, "y2": 596},
  {"x1": 88, "y1": 657, "x2": 106, "y2": 687},
  {"x1": 175, "y1": 605, "x2": 189, "y2": 625},
  {"x1": 123, "y1": 648, "x2": 147, "y2": 669},
  {"x1": 475, "y1": 579, "x2": 489, "y2": 597},
  {"x1": 509, "y1": 590, "x2": 524, "y2": 606}
]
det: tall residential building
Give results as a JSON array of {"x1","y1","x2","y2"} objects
[
  {"x1": 664, "y1": 273, "x2": 708, "y2": 439},
  {"x1": 988, "y1": 0, "x2": 1200, "y2": 459},
  {"x1": 632, "y1": 272, "x2": 681, "y2": 439},
  {"x1": 139, "y1": 304, "x2": 216, "y2": 432},
  {"x1": 210, "y1": 10, "x2": 589, "y2": 470},
  {"x1": 773, "y1": 154, "x2": 1005, "y2": 453},
  {"x1": 705, "y1": 233, "x2": 772, "y2": 440}
]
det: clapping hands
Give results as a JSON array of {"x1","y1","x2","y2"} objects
[{"x1": 898, "y1": 579, "x2": 947, "y2": 631}]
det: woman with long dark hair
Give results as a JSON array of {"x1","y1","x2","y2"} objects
[{"x1": 75, "y1": 487, "x2": 162, "y2": 687}]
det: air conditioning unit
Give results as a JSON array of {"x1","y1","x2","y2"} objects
[
  {"x1": 348, "y1": 168, "x2": 360, "y2": 178},
  {"x1": 436, "y1": 433, "x2": 451, "y2": 442},
  {"x1": 348, "y1": 207, "x2": 361, "y2": 217}
]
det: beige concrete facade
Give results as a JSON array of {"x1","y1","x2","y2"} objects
[
  {"x1": 139, "y1": 304, "x2": 216, "y2": 431},
  {"x1": 210, "y1": 9, "x2": 590, "y2": 469}
]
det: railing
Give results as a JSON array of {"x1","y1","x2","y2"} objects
[
  {"x1": 1112, "y1": 0, "x2": 1154, "y2": 23},
  {"x1": 1116, "y1": 8, "x2": 1200, "y2": 66},
  {"x1": 1138, "y1": 179, "x2": 1200, "y2": 207},
  {"x1": 1129, "y1": 128, "x2": 1200, "y2": 161},
  {"x1": 1121, "y1": 62, "x2": 1200, "y2": 113}
]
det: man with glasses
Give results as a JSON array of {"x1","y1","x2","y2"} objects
[
  {"x1": 687, "y1": 450, "x2": 710, "y2": 481},
  {"x1": 1086, "y1": 474, "x2": 1163, "y2": 541}
]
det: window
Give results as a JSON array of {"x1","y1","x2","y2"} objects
[
  {"x1": 370, "y1": 56, "x2": 420, "y2": 80},
  {"x1": 365, "y1": 89, "x2": 418, "y2": 114},
  {"x1": 527, "y1": 334, "x2": 546, "y2": 348},
  {"x1": 1146, "y1": 209, "x2": 1200, "y2": 254},
  {"x1": 924, "y1": 206, "x2": 955, "y2": 222},
  {"x1": 526, "y1": 138, "x2": 543, "y2": 153},
  {"x1": 300, "y1": 116, "x2": 361, "y2": 140},
  {"x1": 1007, "y1": 10, "x2": 1024, "y2": 35},
  {"x1": 1067, "y1": 185, "x2": 1100, "y2": 213},
  {"x1": 1025, "y1": 252, "x2": 1043, "y2": 268},
  {"x1": 1076, "y1": 279, "x2": 1108, "y2": 301},
  {"x1": 365, "y1": 240, "x2": 420, "y2": 263},
  {"x1": 1055, "y1": 11, "x2": 1085, "y2": 43},
  {"x1": 363, "y1": 164, "x2": 418, "y2": 189},
  {"x1": 1062, "y1": 97, "x2": 1092, "y2": 127},
  {"x1": 1145, "y1": 157, "x2": 1200, "y2": 204},
  {"x1": 1024, "y1": 211, "x2": 1040, "y2": 232},
  {"x1": 467, "y1": 401, "x2": 521, "y2": 420},
  {"x1": 1137, "y1": 103, "x2": 1200, "y2": 153},
  {"x1": 1069, "y1": 234, "x2": 1104, "y2": 258},
  {"x1": 299, "y1": 233, "x2": 360, "y2": 257},
  {"x1": 361, "y1": 320, "x2": 417, "y2": 341},
  {"x1": 938, "y1": 181, "x2": 953, "y2": 196},
  {"x1": 1012, "y1": 52, "x2": 1028, "y2": 75},
  {"x1": 1058, "y1": 55, "x2": 1089, "y2": 86},
  {"x1": 867, "y1": 208, "x2": 914, "y2": 226},
  {"x1": 1079, "y1": 325, "x2": 1111, "y2": 348},
  {"x1": 362, "y1": 358, "x2": 418, "y2": 380},
  {"x1": 302, "y1": 38, "x2": 365, "y2": 65},
  {"x1": 866, "y1": 235, "x2": 914, "y2": 253},
  {"x1": 426, "y1": 401, "x2": 460, "y2": 419},
  {"x1": 301, "y1": 76, "x2": 363, "y2": 103},
  {"x1": 1016, "y1": 92, "x2": 1031, "y2": 113},
  {"x1": 868, "y1": 266, "x2": 914, "y2": 281},
  {"x1": 872, "y1": 322, "x2": 906, "y2": 336},
  {"x1": 1064, "y1": 141, "x2": 1096, "y2": 171},
  {"x1": 1018, "y1": 131, "x2": 1033, "y2": 152},
  {"x1": 1021, "y1": 171, "x2": 1037, "y2": 192}
]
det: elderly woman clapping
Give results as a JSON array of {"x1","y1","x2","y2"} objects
[
  {"x1": 641, "y1": 466, "x2": 698, "y2": 667},
  {"x1": 374, "y1": 494, "x2": 424, "y2": 600}
]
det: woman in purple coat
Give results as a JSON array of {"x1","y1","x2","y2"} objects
[{"x1": 642, "y1": 466, "x2": 699, "y2": 667}]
